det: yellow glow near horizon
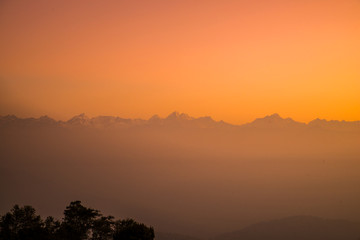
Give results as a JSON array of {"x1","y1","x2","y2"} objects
[{"x1": 1, "y1": 0, "x2": 359, "y2": 124}]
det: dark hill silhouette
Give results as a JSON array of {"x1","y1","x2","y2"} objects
[{"x1": 214, "y1": 216, "x2": 360, "y2": 240}]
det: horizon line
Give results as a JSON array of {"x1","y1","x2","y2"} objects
[{"x1": 1, "y1": 111, "x2": 359, "y2": 126}]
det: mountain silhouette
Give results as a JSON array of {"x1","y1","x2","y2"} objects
[
  {"x1": 67, "y1": 113, "x2": 91, "y2": 125},
  {"x1": 166, "y1": 111, "x2": 193, "y2": 121},
  {"x1": 1, "y1": 112, "x2": 359, "y2": 131},
  {"x1": 308, "y1": 118, "x2": 360, "y2": 132},
  {"x1": 243, "y1": 113, "x2": 306, "y2": 129}
]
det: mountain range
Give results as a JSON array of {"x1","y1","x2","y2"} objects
[
  {"x1": 1, "y1": 112, "x2": 360, "y2": 238},
  {"x1": 1, "y1": 112, "x2": 360, "y2": 132}
]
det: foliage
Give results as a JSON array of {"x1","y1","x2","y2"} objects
[
  {"x1": 0, "y1": 201, "x2": 154, "y2": 240},
  {"x1": 113, "y1": 219, "x2": 155, "y2": 240}
]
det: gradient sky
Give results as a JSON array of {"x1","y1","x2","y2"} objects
[{"x1": 1, "y1": 0, "x2": 359, "y2": 124}]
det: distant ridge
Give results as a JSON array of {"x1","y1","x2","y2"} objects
[{"x1": 1, "y1": 112, "x2": 360, "y2": 131}]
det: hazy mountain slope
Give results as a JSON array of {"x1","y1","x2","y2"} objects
[
  {"x1": 215, "y1": 216, "x2": 360, "y2": 240},
  {"x1": 156, "y1": 232, "x2": 200, "y2": 240}
]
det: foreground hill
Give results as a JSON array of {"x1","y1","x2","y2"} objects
[{"x1": 215, "y1": 216, "x2": 360, "y2": 240}]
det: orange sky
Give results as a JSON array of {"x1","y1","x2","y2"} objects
[{"x1": 1, "y1": 0, "x2": 359, "y2": 124}]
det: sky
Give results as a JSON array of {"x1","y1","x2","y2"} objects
[{"x1": 0, "y1": 0, "x2": 359, "y2": 124}]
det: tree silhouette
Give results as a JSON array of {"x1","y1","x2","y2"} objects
[
  {"x1": 0, "y1": 201, "x2": 154, "y2": 240},
  {"x1": 91, "y1": 216, "x2": 115, "y2": 240},
  {"x1": 58, "y1": 201, "x2": 100, "y2": 240},
  {"x1": 113, "y1": 219, "x2": 155, "y2": 240},
  {"x1": 43, "y1": 216, "x2": 61, "y2": 239},
  {"x1": 0, "y1": 205, "x2": 47, "y2": 240}
]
